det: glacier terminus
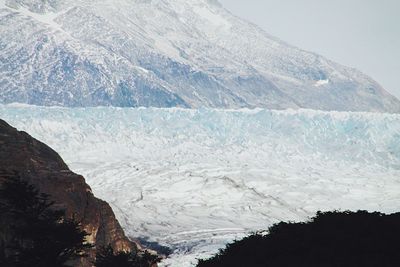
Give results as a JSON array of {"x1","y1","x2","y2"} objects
[{"x1": 1, "y1": 105, "x2": 399, "y2": 266}]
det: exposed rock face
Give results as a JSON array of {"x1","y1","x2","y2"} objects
[
  {"x1": 0, "y1": 119, "x2": 137, "y2": 266},
  {"x1": 1, "y1": 0, "x2": 399, "y2": 112}
]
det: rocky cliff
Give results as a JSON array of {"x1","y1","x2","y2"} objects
[{"x1": 0, "y1": 118, "x2": 140, "y2": 266}]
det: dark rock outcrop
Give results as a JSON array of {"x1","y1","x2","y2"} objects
[{"x1": 0, "y1": 119, "x2": 139, "y2": 266}]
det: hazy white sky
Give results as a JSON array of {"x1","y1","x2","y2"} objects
[{"x1": 219, "y1": 0, "x2": 400, "y2": 99}]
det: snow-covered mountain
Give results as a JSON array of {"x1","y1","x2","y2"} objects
[
  {"x1": 1, "y1": 0, "x2": 399, "y2": 112},
  {"x1": 1, "y1": 105, "x2": 399, "y2": 266}
]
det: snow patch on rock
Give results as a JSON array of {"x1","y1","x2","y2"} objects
[{"x1": 315, "y1": 79, "x2": 330, "y2": 87}]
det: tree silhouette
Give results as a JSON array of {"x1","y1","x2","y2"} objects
[
  {"x1": 0, "y1": 178, "x2": 92, "y2": 267},
  {"x1": 94, "y1": 245, "x2": 160, "y2": 267},
  {"x1": 197, "y1": 210, "x2": 400, "y2": 267}
]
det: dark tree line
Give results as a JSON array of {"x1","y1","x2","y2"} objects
[
  {"x1": 0, "y1": 178, "x2": 160, "y2": 267},
  {"x1": 94, "y1": 245, "x2": 160, "y2": 267},
  {"x1": 197, "y1": 210, "x2": 400, "y2": 267}
]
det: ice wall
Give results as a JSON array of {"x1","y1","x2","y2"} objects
[{"x1": 2, "y1": 105, "x2": 399, "y2": 168}]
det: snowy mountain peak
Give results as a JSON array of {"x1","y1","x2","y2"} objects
[
  {"x1": 4, "y1": 0, "x2": 61, "y2": 13},
  {"x1": 0, "y1": 0, "x2": 399, "y2": 112}
]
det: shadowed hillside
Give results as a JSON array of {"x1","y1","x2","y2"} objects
[{"x1": 197, "y1": 211, "x2": 400, "y2": 267}]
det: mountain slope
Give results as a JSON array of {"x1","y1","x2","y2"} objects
[{"x1": 0, "y1": 0, "x2": 399, "y2": 112}]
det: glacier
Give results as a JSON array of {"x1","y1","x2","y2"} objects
[
  {"x1": 1, "y1": 0, "x2": 400, "y2": 112},
  {"x1": 1, "y1": 105, "x2": 399, "y2": 266}
]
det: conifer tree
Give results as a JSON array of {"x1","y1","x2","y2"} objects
[
  {"x1": 94, "y1": 245, "x2": 160, "y2": 267},
  {"x1": 0, "y1": 178, "x2": 92, "y2": 267}
]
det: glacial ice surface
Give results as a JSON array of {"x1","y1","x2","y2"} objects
[{"x1": 1, "y1": 105, "x2": 399, "y2": 266}]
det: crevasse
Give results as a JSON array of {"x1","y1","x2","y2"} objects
[{"x1": 1, "y1": 105, "x2": 399, "y2": 266}]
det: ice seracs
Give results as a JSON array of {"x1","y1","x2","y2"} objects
[{"x1": 1, "y1": 105, "x2": 399, "y2": 266}]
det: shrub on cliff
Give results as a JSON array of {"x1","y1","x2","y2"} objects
[
  {"x1": 94, "y1": 245, "x2": 160, "y2": 267},
  {"x1": 0, "y1": 178, "x2": 92, "y2": 267},
  {"x1": 197, "y1": 210, "x2": 400, "y2": 267}
]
